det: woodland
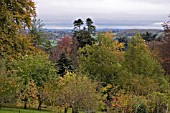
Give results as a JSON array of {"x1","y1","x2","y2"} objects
[{"x1": 0, "y1": 0, "x2": 170, "y2": 113}]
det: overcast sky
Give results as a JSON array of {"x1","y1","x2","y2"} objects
[{"x1": 34, "y1": 0, "x2": 170, "y2": 29}]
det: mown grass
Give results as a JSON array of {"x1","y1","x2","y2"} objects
[
  {"x1": 0, "y1": 107, "x2": 105, "y2": 113},
  {"x1": 0, "y1": 108, "x2": 51, "y2": 113}
]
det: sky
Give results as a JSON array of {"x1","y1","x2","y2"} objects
[{"x1": 34, "y1": 0, "x2": 170, "y2": 29}]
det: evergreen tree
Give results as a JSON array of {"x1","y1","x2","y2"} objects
[
  {"x1": 73, "y1": 18, "x2": 96, "y2": 48},
  {"x1": 71, "y1": 18, "x2": 96, "y2": 68},
  {"x1": 73, "y1": 19, "x2": 84, "y2": 31},
  {"x1": 57, "y1": 53, "x2": 73, "y2": 77},
  {"x1": 29, "y1": 18, "x2": 52, "y2": 53},
  {"x1": 86, "y1": 18, "x2": 96, "y2": 34},
  {"x1": 141, "y1": 32, "x2": 157, "y2": 41}
]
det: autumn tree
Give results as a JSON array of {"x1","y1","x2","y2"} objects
[
  {"x1": 48, "y1": 72, "x2": 100, "y2": 113},
  {"x1": 0, "y1": 0, "x2": 36, "y2": 33},
  {"x1": 78, "y1": 32, "x2": 124, "y2": 84},
  {"x1": 0, "y1": 59, "x2": 19, "y2": 106},
  {"x1": 0, "y1": 0, "x2": 38, "y2": 60},
  {"x1": 117, "y1": 34, "x2": 170, "y2": 113},
  {"x1": 123, "y1": 34, "x2": 164, "y2": 77},
  {"x1": 71, "y1": 18, "x2": 96, "y2": 68},
  {"x1": 159, "y1": 17, "x2": 170, "y2": 75},
  {"x1": 49, "y1": 36, "x2": 73, "y2": 76},
  {"x1": 71, "y1": 35, "x2": 79, "y2": 68},
  {"x1": 147, "y1": 16, "x2": 170, "y2": 76},
  {"x1": 11, "y1": 54, "x2": 57, "y2": 110},
  {"x1": 17, "y1": 79, "x2": 38, "y2": 109},
  {"x1": 78, "y1": 44, "x2": 118, "y2": 84},
  {"x1": 115, "y1": 35, "x2": 129, "y2": 50},
  {"x1": 50, "y1": 36, "x2": 72, "y2": 63}
]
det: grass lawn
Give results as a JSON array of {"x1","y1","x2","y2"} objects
[
  {"x1": 0, "y1": 107, "x2": 105, "y2": 113},
  {"x1": 0, "y1": 108, "x2": 51, "y2": 113}
]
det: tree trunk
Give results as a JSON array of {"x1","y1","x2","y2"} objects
[
  {"x1": 24, "y1": 101, "x2": 27, "y2": 109},
  {"x1": 64, "y1": 107, "x2": 68, "y2": 113},
  {"x1": 23, "y1": 97, "x2": 28, "y2": 109},
  {"x1": 166, "y1": 104, "x2": 168, "y2": 113},
  {"x1": 38, "y1": 96, "x2": 43, "y2": 111},
  {"x1": 70, "y1": 36, "x2": 78, "y2": 68},
  {"x1": 38, "y1": 95, "x2": 43, "y2": 111},
  {"x1": 38, "y1": 100, "x2": 42, "y2": 111},
  {"x1": 57, "y1": 106, "x2": 60, "y2": 113},
  {"x1": 156, "y1": 101, "x2": 159, "y2": 113}
]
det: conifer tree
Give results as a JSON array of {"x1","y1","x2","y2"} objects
[
  {"x1": 57, "y1": 53, "x2": 73, "y2": 77},
  {"x1": 123, "y1": 34, "x2": 164, "y2": 76}
]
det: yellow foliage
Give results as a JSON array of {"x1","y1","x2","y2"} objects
[{"x1": 99, "y1": 32, "x2": 125, "y2": 61}]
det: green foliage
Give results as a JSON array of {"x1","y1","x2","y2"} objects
[
  {"x1": 114, "y1": 76, "x2": 170, "y2": 113},
  {"x1": 86, "y1": 18, "x2": 96, "y2": 34},
  {"x1": 29, "y1": 18, "x2": 52, "y2": 52},
  {"x1": 85, "y1": 33, "x2": 169, "y2": 113},
  {"x1": 0, "y1": 0, "x2": 39, "y2": 60},
  {"x1": 17, "y1": 79, "x2": 38, "y2": 108},
  {"x1": 0, "y1": 75, "x2": 19, "y2": 104},
  {"x1": 0, "y1": 59, "x2": 19, "y2": 104},
  {"x1": 123, "y1": 34, "x2": 164, "y2": 76},
  {"x1": 73, "y1": 18, "x2": 96, "y2": 48},
  {"x1": 11, "y1": 54, "x2": 57, "y2": 109},
  {"x1": 57, "y1": 53, "x2": 73, "y2": 77},
  {"x1": 141, "y1": 32, "x2": 157, "y2": 41},
  {"x1": 1, "y1": 34, "x2": 41, "y2": 60},
  {"x1": 78, "y1": 44, "x2": 119, "y2": 83},
  {"x1": 47, "y1": 72, "x2": 100, "y2": 113},
  {"x1": 71, "y1": 18, "x2": 96, "y2": 68},
  {"x1": 12, "y1": 54, "x2": 56, "y2": 87},
  {"x1": 78, "y1": 32, "x2": 124, "y2": 84},
  {"x1": 147, "y1": 92, "x2": 170, "y2": 113},
  {"x1": 0, "y1": 0, "x2": 36, "y2": 33},
  {"x1": 76, "y1": 30, "x2": 95, "y2": 48},
  {"x1": 132, "y1": 97, "x2": 147, "y2": 113},
  {"x1": 0, "y1": 3, "x2": 169, "y2": 112},
  {"x1": 137, "y1": 104, "x2": 147, "y2": 113},
  {"x1": 116, "y1": 71, "x2": 160, "y2": 96},
  {"x1": 73, "y1": 19, "x2": 84, "y2": 31}
]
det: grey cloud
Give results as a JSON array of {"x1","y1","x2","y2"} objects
[{"x1": 34, "y1": 0, "x2": 170, "y2": 27}]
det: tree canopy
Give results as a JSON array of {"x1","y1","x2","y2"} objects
[
  {"x1": 0, "y1": 0, "x2": 38, "y2": 60},
  {"x1": 123, "y1": 34, "x2": 164, "y2": 76},
  {"x1": 0, "y1": 0, "x2": 36, "y2": 33}
]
